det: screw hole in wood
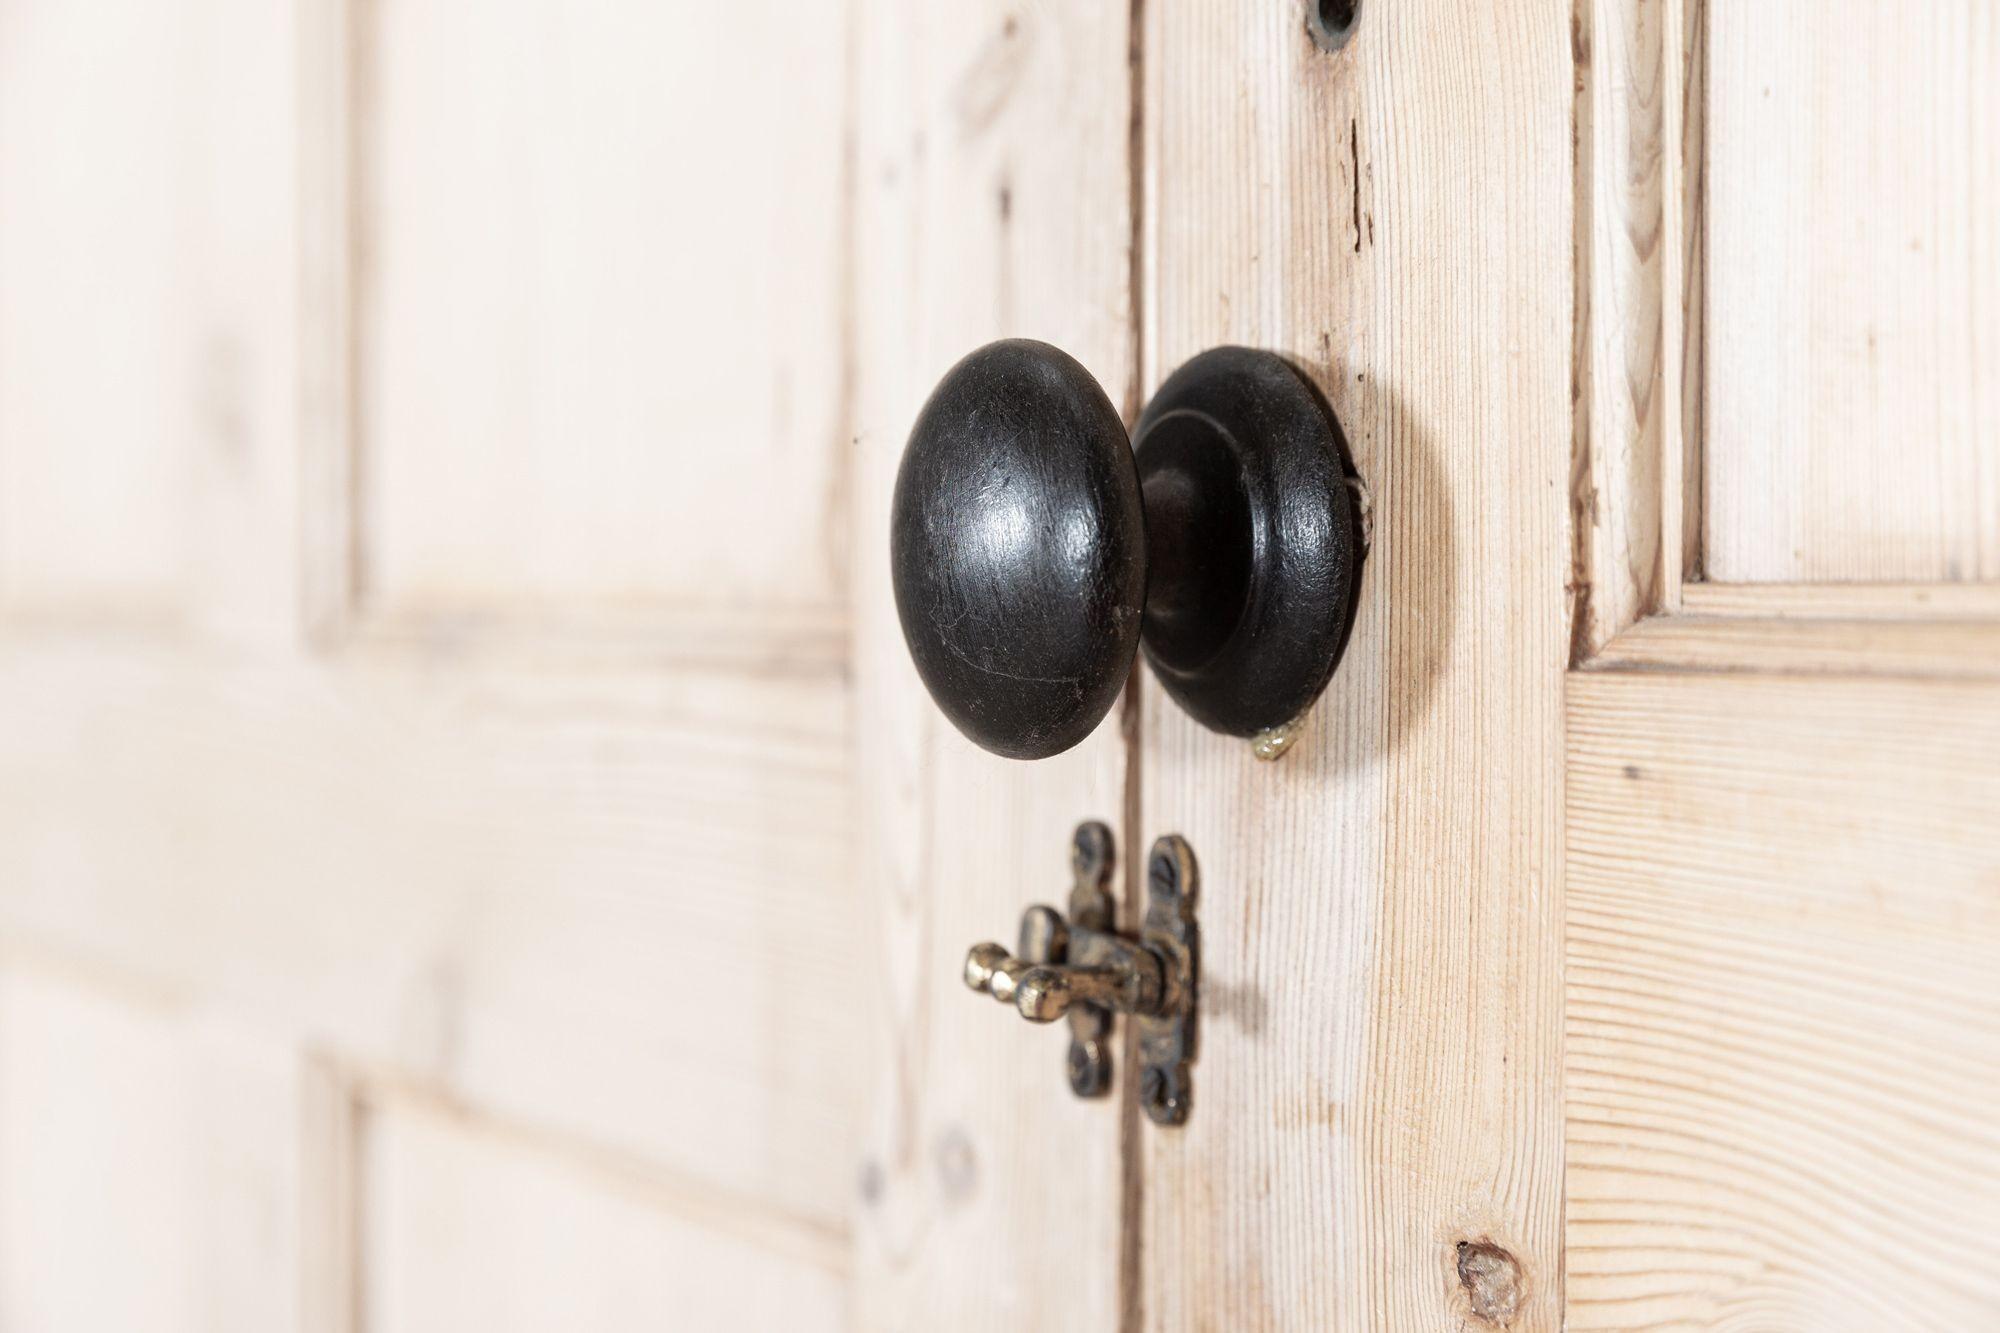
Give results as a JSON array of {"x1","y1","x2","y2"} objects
[{"x1": 1307, "y1": 0, "x2": 1359, "y2": 52}]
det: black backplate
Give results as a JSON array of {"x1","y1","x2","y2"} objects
[{"x1": 1134, "y1": 347, "x2": 1364, "y2": 737}]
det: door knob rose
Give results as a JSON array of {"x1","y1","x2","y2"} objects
[{"x1": 890, "y1": 339, "x2": 1365, "y2": 760}]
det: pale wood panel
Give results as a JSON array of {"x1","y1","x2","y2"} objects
[
  {"x1": 300, "y1": 0, "x2": 360, "y2": 645},
  {"x1": 1573, "y1": 0, "x2": 1663, "y2": 652},
  {"x1": 355, "y1": 0, "x2": 849, "y2": 620},
  {"x1": 0, "y1": 0, "x2": 186, "y2": 609},
  {"x1": 361, "y1": 1091, "x2": 847, "y2": 1331},
  {"x1": 1680, "y1": 579, "x2": 2000, "y2": 622},
  {"x1": 2, "y1": 0, "x2": 866, "y2": 1316},
  {"x1": 850, "y1": 0, "x2": 1134, "y2": 1325},
  {"x1": 1705, "y1": 2, "x2": 2000, "y2": 583},
  {"x1": 0, "y1": 966, "x2": 193, "y2": 1330},
  {"x1": 1572, "y1": 0, "x2": 1706, "y2": 655},
  {"x1": 300, "y1": 1058, "x2": 361, "y2": 1333},
  {"x1": 1138, "y1": 2, "x2": 1569, "y2": 1328},
  {"x1": 1670, "y1": 0, "x2": 1705, "y2": 589},
  {"x1": 1567, "y1": 670, "x2": 2000, "y2": 1328},
  {"x1": 1590, "y1": 613, "x2": 2000, "y2": 680},
  {"x1": 0, "y1": 643, "x2": 861, "y2": 1229},
  {"x1": 347, "y1": 599, "x2": 850, "y2": 676},
  {"x1": 0, "y1": 961, "x2": 322, "y2": 1332},
  {"x1": 1568, "y1": 0, "x2": 1664, "y2": 648},
  {"x1": 0, "y1": 0, "x2": 302, "y2": 644}
]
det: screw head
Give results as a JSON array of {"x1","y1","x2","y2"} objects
[
  {"x1": 1072, "y1": 821, "x2": 1112, "y2": 881},
  {"x1": 1067, "y1": 1039, "x2": 1110, "y2": 1097},
  {"x1": 1141, "y1": 1064, "x2": 1188, "y2": 1126}
]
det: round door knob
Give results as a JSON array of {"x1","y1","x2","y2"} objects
[{"x1": 891, "y1": 339, "x2": 1363, "y2": 760}]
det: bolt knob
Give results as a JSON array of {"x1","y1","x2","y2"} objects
[{"x1": 1011, "y1": 968, "x2": 1073, "y2": 1023}]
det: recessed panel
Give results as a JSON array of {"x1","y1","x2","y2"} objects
[
  {"x1": 0, "y1": 968, "x2": 310, "y2": 1331},
  {"x1": 1705, "y1": 3, "x2": 2000, "y2": 582},
  {"x1": 361, "y1": 1098, "x2": 847, "y2": 1331},
  {"x1": 1567, "y1": 671, "x2": 2000, "y2": 1326},
  {"x1": 0, "y1": 2, "x2": 191, "y2": 611},
  {"x1": 0, "y1": 649, "x2": 862, "y2": 1225},
  {"x1": 359, "y1": 0, "x2": 847, "y2": 617}
]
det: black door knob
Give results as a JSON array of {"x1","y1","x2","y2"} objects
[{"x1": 891, "y1": 339, "x2": 1364, "y2": 760}]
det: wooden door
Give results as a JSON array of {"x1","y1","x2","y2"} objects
[
  {"x1": 1564, "y1": 3, "x2": 2000, "y2": 1325},
  {"x1": 5, "y1": 0, "x2": 1995, "y2": 1330},
  {"x1": 852, "y1": 0, "x2": 1572, "y2": 1324},
  {"x1": 0, "y1": 0, "x2": 858, "y2": 1326},
  {"x1": 855, "y1": 1, "x2": 2000, "y2": 1330}
]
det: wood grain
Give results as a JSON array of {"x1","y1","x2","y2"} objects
[
  {"x1": 0, "y1": 0, "x2": 187, "y2": 613},
  {"x1": 1589, "y1": 613, "x2": 2000, "y2": 680},
  {"x1": 1573, "y1": 0, "x2": 1667, "y2": 654},
  {"x1": 1567, "y1": 670, "x2": 2000, "y2": 1327},
  {"x1": 299, "y1": 0, "x2": 358, "y2": 645},
  {"x1": 0, "y1": 645, "x2": 862, "y2": 1231},
  {"x1": 1572, "y1": 0, "x2": 1708, "y2": 655},
  {"x1": 1669, "y1": 0, "x2": 1705, "y2": 586},
  {"x1": 1703, "y1": 1, "x2": 2000, "y2": 583},
  {"x1": 0, "y1": 960, "x2": 319, "y2": 1332},
  {"x1": 849, "y1": 0, "x2": 1136, "y2": 1325},
  {"x1": 1137, "y1": 2, "x2": 1569, "y2": 1327},
  {"x1": 1680, "y1": 580, "x2": 2000, "y2": 623},
  {"x1": 1, "y1": 0, "x2": 869, "y2": 1320},
  {"x1": 352, "y1": 0, "x2": 851, "y2": 623},
  {"x1": 360, "y1": 1091, "x2": 847, "y2": 1331},
  {"x1": 346, "y1": 599, "x2": 850, "y2": 677},
  {"x1": 0, "y1": 0, "x2": 303, "y2": 644},
  {"x1": 300, "y1": 1057, "x2": 361, "y2": 1333}
]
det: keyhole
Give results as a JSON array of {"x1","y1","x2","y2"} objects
[{"x1": 1307, "y1": 0, "x2": 1359, "y2": 52}]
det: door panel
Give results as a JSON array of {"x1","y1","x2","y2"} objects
[
  {"x1": 0, "y1": 0, "x2": 187, "y2": 612},
  {"x1": 360, "y1": 1091, "x2": 847, "y2": 1331},
  {"x1": 0, "y1": 0, "x2": 861, "y2": 1325},
  {"x1": 357, "y1": 0, "x2": 849, "y2": 618},
  {"x1": 0, "y1": 651, "x2": 860, "y2": 1222},
  {"x1": 1567, "y1": 672, "x2": 2000, "y2": 1327},
  {"x1": 1571, "y1": 0, "x2": 2000, "y2": 1324},
  {"x1": 849, "y1": 1, "x2": 1135, "y2": 1325},
  {"x1": 1136, "y1": 3, "x2": 1570, "y2": 1328},
  {"x1": 7, "y1": 0, "x2": 1995, "y2": 1327},
  {"x1": 0, "y1": 0, "x2": 299, "y2": 636},
  {"x1": 0, "y1": 963, "x2": 318, "y2": 1332},
  {"x1": 1704, "y1": 2, "x2": 2000, "y2": 583}
]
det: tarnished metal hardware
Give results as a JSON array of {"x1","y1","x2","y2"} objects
[{"x1": 962, "y1": 821, "x2": 1200, "y2": 1126}]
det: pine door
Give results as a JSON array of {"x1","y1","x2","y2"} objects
[
  {"x1": 2, "y1": 1, "x2": 1994, "y2": 1330},
  {"x1": 1, "y1": 0, "x2": 857, "y2": 1326},
  {"x1": 853, "y1": 1, "x2": 2000, "y2": 1330}
]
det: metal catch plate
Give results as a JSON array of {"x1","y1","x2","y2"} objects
[
  {"x1": 1137, "y1": 835, "x2": 1198, "y2": 1126},
  {"x1": 960, "y1": 821, "x2": 1199, "y2": 1125},
  {"x1": 1063, "y1": 821, "x2": 1117, "y2": 1097}
]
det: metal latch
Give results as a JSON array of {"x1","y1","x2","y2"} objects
[{"x1": 962, "y1": 821, "x2": 1199, "y2": 1126}]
